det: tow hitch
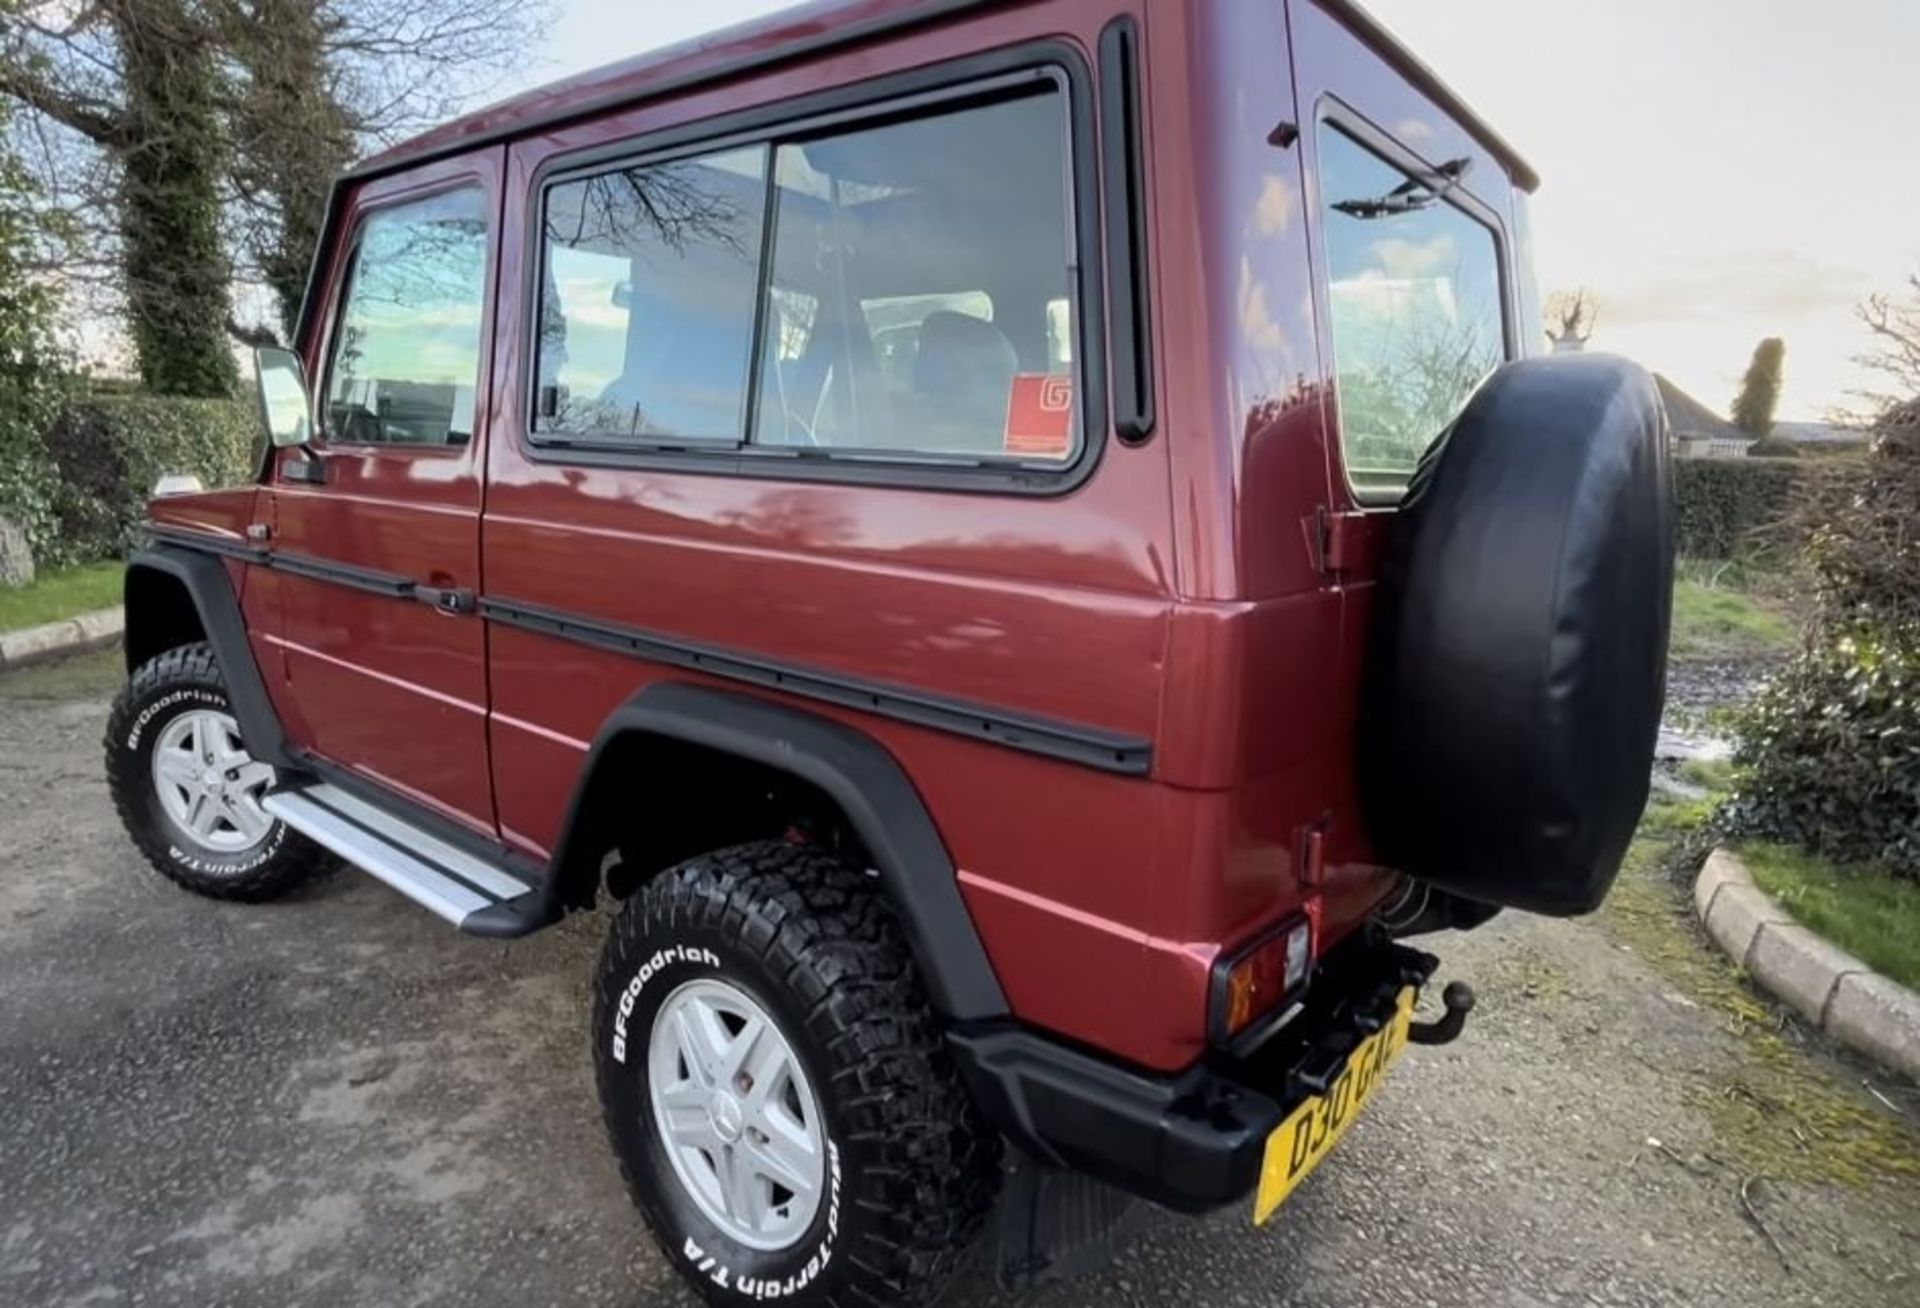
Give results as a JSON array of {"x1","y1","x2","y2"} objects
[{"x1": 1407, "y1": 980, "x2": 1476, "y2": 1046}]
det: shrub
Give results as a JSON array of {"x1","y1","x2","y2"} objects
[
  {"x1": 1731, "y1": 405, "x2": 1920, "y2": 881},
  {"x1": 1672, "y1": 456, "x2": 1802, "y2": 558},
  {"x1": 40, "y1": 393, "x2": 259, "y2": 564},
  {"x1": 1732, "y1": 627, "x2": 1919, "y2": 878}
]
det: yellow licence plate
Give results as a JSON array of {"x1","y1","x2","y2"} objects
[{"x1": 1253, "y1": 986, "x2": 1416, "y2": 1224}]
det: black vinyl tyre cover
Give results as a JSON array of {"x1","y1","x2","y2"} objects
[{"x1": 1359, "y1": 354, "x2": 1674, "y2": 916}]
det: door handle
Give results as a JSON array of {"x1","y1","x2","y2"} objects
[{"x1": 414, "y1": 585, "x2": 475, "y2": 616}]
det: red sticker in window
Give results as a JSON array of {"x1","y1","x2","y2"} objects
[{"x1": 1004, "y1": 374, "x2": 1074, "y2": 458}]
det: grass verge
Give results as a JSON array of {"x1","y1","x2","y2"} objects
[
  {"x1": 1738, "y1": 841, "x2": 1920, "y2": 991},
  {"x1": 0, "y1": 562, "x2": 123, "y2": 635},
  {"x1": 1606, "y1": 752, "x2": 1920, "y2": 1187},
  {"x1": 1604, "y1": 839, "x2": 1920, "y2": 1186},
  {"x1": 1669, "y1": 575, "x2": 1797, "y2": 661}
]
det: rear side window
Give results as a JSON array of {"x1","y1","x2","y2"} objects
[
  {"x1": 1317, "y1": 124, "x2": 1506, "y2": 501},
  {"x1": 530, "y1": 82, "x2": 1081, "y2": 467},
  {"x1": 324, "y1": 187, "x2": 489, "y2": 447},
  {"x1": 755, "y1": 91, "x2": 1078, "y2": 461},
  {"x1": 537, "y1": 147, "x2": 769, "y2": 441}
]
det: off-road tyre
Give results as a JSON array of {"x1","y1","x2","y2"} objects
[
  {"x1": 104, "y1": 642, "x2": 331, "y2": 902},
  {"x1": 593, "y1": 840, "x2": 1001, "y2": 1307}
]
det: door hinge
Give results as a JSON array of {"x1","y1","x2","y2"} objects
[
  {"x1": 1313, "y1": 508, "x2": 1375, "y2": 577},
  {"x1": 1299, "y1": 816, "x2": 1331, "y2": 889}
]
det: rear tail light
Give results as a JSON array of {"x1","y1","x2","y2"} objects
[{"x1": 1210, "y1": 916, "x2": 1315, "y2": 1047}]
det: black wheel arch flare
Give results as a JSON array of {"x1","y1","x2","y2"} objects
[
  {"x1": 550, "y1": 681, "x2": 1011, "y2": 1023},
  {"x1": 123, "y1": 546, "x2": 291, "y2": 769}
]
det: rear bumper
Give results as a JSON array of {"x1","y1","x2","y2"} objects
[{"x1": 949, "y1": 935, "x2": 1438, "y2": 1213}]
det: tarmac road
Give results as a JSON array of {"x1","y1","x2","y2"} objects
[{"x1": 3, "y1": 651, "x2": 1916, "y2": 1308}]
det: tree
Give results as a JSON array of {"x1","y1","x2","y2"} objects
[
  {"x1": 2, "y1": 0, "x2": 237, "y2": 396},
  {"x1": 217, "y1": 0, "x2": 549, "y2": 341},
  {"x1": 1544, "y1": 288, "x2": 1596, "y2": 353},
  {"x1": 1856, "y1": 274, "x2": 1919, "y2": 418},
  {"x1": 0, "y1": 94, "x2": 70, "y2": 560},
  {"x1": 3, "y1": 0, "x2": 549, "y2": 369},
  {"x1": 218, "y1": 0, "x2": 355, "y2": 340},
  {"x1": 1730, "y1": 336, "x2": 1785, "y2": 437}
]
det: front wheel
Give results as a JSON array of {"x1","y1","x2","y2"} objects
[
  {"x1": 104, "y1": 642, "x2": 331, "y2": 901},
  {"x1": 593, "y1": 841, "x2": 999, "y2": 1307}
]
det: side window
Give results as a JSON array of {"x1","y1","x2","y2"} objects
[
  {"x1": 1317, "y1": 123, "x2": 1506, "y2": 501},
  {"x1": 535, "y1": 146, "x2": 768, "y2": 442},
  {"x1": 756, "y1": 87, "x2": 1079, "y2": 462},
  {"x1": 526, "y1": 81, "x2": 1084, "y2": 468},
  {"x1": 324, "y1": 188, "x2": 489, "y2": 447}
]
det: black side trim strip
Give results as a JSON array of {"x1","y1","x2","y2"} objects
[
  {"x1": 146, "y1": 523, "x2": 267, "y2": 564},
  {"x1": 147, "y1": 527, "x2": 423, "y2": 603},
  {"x1": 269, "y1": 550, "x2": 416, "y2": 599},
  {"x1": 1098, "y1": 17, "x2": 1156, "y2": 444},
  {"x1": 148, "y1": 526, "x2": 1154, "y2": 773},
  {"x1": 481, "y1": 595, "x2": 1154, "y2": 776}
]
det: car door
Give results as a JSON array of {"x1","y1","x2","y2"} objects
[{"x1": 262, "y1": 150, "x2": 503, "y2": 833}]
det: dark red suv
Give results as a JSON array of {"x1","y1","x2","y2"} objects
[{"x1": 105, "y1": 2, "x2": 1673, "y2": 1303}]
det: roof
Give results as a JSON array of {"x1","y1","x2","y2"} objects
[
  {"x1": 1772, "y1": 420, "x2": 1864, "y2": 445},
  {"x1": 352, "y1": 0, "x2": 1539, "y2": 192},
  {"x1": 1655, "y1": 375, "x2": 1741, "y2": 440}
]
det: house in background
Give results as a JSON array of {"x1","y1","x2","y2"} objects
[
  {"x1": 1771, "y1": 418, "x2": 1864, "y2": 449},
  {"x1": 1656, "y1": 375, "x2": 1753, "y2": 459}
]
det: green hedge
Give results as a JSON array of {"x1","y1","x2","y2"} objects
[
  {"x1": 1729, "y1": 407, "x2": 1920, "y2": 881},
  {"x1": 1673, "y1": 457, "x2": 1803, "y2": 559},
  {"x1": 40, "y1": 394, "x2": 258, "y2": 565}
]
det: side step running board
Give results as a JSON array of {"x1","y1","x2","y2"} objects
[{"x1": 263, "y1": 782, "x2": 553, "y2": 937}]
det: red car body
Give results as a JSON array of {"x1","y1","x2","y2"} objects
[{"x1": 147, "y1": 0, "x2": 1540, "y2": 1075}]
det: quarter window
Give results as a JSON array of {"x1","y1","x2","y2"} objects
[
  {"x1": 530, "y1": 82, "x2": 1082, "y2": 466},
  {"x1": 324, "y1": 188, "x2": 489, "y2": 447},
  {"x1": 1317, "y1": 124, "x2": 1506, "y2": 501}
]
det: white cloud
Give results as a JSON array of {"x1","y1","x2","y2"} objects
[
  {"x1": 1254, "y1": 174, "x2": 1296, "y2": 237},
  {"x1": 1369, "y1": 234, "x2": 1459, "y2": 281}
]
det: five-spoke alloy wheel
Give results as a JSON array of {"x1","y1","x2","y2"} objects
[
  {"x1": 648, "y1": 977, "x2": 826, "y2": 1251},
  {"x1": 106, "y1": 642, "x2": 332, "y2": 901},
  {"x1": 148, "y1": 708, "x2": 278, "y2": 853},
  {"x1": 594, "y1": 841, "x2": 1000, "y2": 1308}
]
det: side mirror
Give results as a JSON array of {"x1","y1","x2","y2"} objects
[{"x1": 253, "y1": 346, "x2": 314, "y2": 448}]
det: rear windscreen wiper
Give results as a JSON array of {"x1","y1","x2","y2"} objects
[{"x1": 1331, "y1": 157, "x2": 1473, "y2": 220}]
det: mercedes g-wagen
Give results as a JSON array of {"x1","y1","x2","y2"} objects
[{"x1": 106, "y1": 1, "x2": 1672, "y2": 1303}]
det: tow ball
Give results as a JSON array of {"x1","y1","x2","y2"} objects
[{"x1": 1407, "y1": 981, "x2": 1476, "y2": 1046}]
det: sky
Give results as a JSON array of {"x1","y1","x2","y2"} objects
[{"x1": 502, "y1": 0, "x2": 1919, "y2": 422}]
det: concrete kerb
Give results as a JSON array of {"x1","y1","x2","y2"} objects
[
  {"x1": 0, "y1": 606, "x2": 124, "y2": 671},
  {"x1": 1695, "y1": 846, "x2": 1920, "y2": 1084}
]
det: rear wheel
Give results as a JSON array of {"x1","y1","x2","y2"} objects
[
  {"x1": 593, "y1": 841, "x2": 999, "y2": 1307},
  {"x1": 104, "y1": 642, "x2": 331, "y2": 901}
]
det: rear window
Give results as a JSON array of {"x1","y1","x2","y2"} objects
[
  {"x1": 1317, "y1": 123, "x2": 1506, "y2": 502},
  {"x1": 531, "y1": 81, "x2": 1081, "y2": 467}
]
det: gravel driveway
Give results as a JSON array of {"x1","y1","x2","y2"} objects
[{"x1": 3, "y1": 652, "x2": 1915, "y2": 1308}]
